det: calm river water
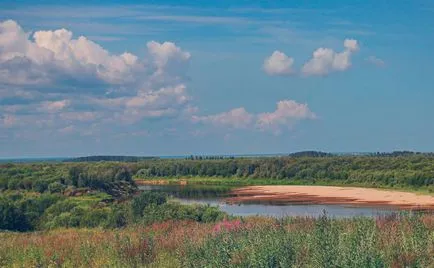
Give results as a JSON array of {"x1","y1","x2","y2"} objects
[{"x1": 139, "y1": 184, "x2": 399, "y2": 218}]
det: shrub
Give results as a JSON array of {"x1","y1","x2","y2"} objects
[
  {"x1": 131, "y1": 192, "x2": 167, "y2": 218},
  {"x1": 48, "y1": 182, "x2": 66, "y2": 194},
  {"x1": 0, "y1": 198, "x2": 30, "y2": 231}
]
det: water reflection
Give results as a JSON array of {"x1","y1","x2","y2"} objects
[{"x1": 139, "y1": 184, "x2": 397, "y2": 218}]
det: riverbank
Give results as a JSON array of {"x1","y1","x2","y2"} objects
[
  {"x1": 229, "y1": 185, "x2": 434, "y2": 210},
  {"x1": 134, "y1": 177, "x2": 434, "y2": 195}
]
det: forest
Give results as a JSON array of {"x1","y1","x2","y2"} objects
[
  {"x1": 133, "y1": 155, "x2": 434, "y2": 190},
  {"x1": 2, "y1": 154, "x2": 434, "y2": 193}
]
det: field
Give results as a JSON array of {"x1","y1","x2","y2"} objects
[{"x1": 1, "y1": 214, "x2": 433, "y2": 267}]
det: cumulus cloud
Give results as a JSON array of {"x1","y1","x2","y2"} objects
[
  {"x1": 366, "y1": 56, "x2": 385, "y2": 67},
  {"x1": 192, "y1": 99, "x2": 315, "y2": 133},
  {"x1": 0, "y1": 20, "x2": 318, "y2": 141},
  {"x1": 301, "y1": 39, "x2": 359, "y2": 76},
  {"x1": 0, "y1": 20, "x2": 142, "y2": 86},
  {"x1": 192, "y1": 107, "x2": 254, "y2": 129},
  {"x1": 0, "y1": 20, "x2": 193, "y2": 134},
  {"x1": 147, "y1": 41, "x2": 191, "y2": 75},
  {"x1": 263, "y1": 50, "x2": 294, "y2": 76},
  {"x1": 256, "y1": 100, "x2": 316, "y2": 133},
  {"x1": 126, "y1": 84, "x2": 190, "y2": 108}
]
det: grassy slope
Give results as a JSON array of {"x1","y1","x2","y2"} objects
[{"x1": 0, "y1": 214, "x2": 432, "y2": 267}]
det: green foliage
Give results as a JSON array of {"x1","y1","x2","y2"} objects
[
  {"x1": 0, "y1": 213, "x2": 432, "y2": 267},
  {"x1": 141, "y1": 202, "x2": 225, "y2": 224},
  {"x1": 2, "y1": 155, "x2": 433, "y2": 196},
  {"x1": 131, "y1": 155, "x2": 434, "y2": 190},
  {"x1": 183, "y1": 224, "x2": 294, "y2": 267},
  {"x1": 0, "y1": 198, "x2": 30, "y2": 231},
  {"x1": 0, "y1": 163, "x2": 137, "y2": 197},
  {"x1": 39, "y1": 194, "x2": 120, "y2": 229},
  {"x1": 0, "y1": 193, "x2": 63, "y2": 231},
  {"x1": 183, "y1": 214, "x2": 433, "y2": 268},
  {"x1": 131, "y1": 191, "x2": 167, "y2": 218},
  {"x1": 47, "y1": 182, "x2": 66, "y2": 193}
]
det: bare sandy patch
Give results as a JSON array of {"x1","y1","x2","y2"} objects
[{"x1": 229, "y1": 186, "x2": 434, "y2": 210}]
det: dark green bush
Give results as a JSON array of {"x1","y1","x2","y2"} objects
[
  {"x1": 131, "y1": 192, "x2": 167, "y2": 218},
  {"x1": 0, "y1": 198, "x2": 30, "y2": 231}
]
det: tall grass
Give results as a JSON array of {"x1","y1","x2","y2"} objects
[{"x1": 0, "y1": 214, "x2": 432, "y2": 267}]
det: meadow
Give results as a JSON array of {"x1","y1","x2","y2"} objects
[{"x1": 0, "y1": 213, "x2": 433, "y2": 267}]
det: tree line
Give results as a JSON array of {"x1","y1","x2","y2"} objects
[{"x1": 133, "y1": 155, "x2": 434, "y2": 189}]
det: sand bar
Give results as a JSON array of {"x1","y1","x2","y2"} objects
[{"x1": 229, "y1": 186, "x2": 434, "y2": 210}]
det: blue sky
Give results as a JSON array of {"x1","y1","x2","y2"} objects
[{"x1": 0, "y1": 0, "x2": 433, "y2": 157}]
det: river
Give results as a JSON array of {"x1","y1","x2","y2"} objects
[{"x1": 139, "y1": 184, "x2": 398, "y2": 218}]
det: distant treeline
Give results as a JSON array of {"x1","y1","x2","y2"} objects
[
  {"x1": 65, "y1": 155, "x2": 159, "y2": 162},
  {"x1": 288, "y1": 151, "x2": 434, "y2": 158},
  {"x1": 185, "y1": 155, "x2": 236, "y2": 160},
  {"x1": 288, "y1": 151, "x2": 333, "y2": 157},
  {"x1": 61, "y1": 151, "x2": 434, "y2": 163},
  {"x1": 133, "y1": 155, "x2": 434, "y2": 189},
  {"x1": 2, "y1": 153, "x2": 434, "y2": 194},
  {"x1": 369, "y1": 151, "x2": 434, "y2": 157}
]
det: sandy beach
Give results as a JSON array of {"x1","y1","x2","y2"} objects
[{"x1": 229, "y1": 185, "x2": 434, "y2": 210}]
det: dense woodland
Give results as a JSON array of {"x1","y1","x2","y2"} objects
[
  {"x1": 133, "y1": 155, "x2": 434, "y2": 189},
  {"x1": 0, "y1": 163, "x2": 223, "y2": 231},
  {"x1": 2, "y1": 154, "x2": 434, "y2": 193}
]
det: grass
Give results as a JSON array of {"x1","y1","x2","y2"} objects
[{"x1": 1, "y1": 213, "x2": 433, "y2": 267}]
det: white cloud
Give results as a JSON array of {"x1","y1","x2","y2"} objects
[
  {"x1": 263, "y1": 50, "x2": 294, "y2": 76},
  {"x1": 192, "y1": 107, "x2": 254, "y2": 129},
  {"x1": 192, "y1": 99, "x2": 315, "y2": 133},
  {"x1": 0, "y1": 20, "x2": 142, "y2": 86},
  {"x1": 0, "y1": 20, "x2": 194, "y2": 133},
  {"x1": 126, "y1": 84, "x2": 189, "y2": 108},
  {"x1": 39, "y1": 100, "x2": 70, "y2": 113},
  {"x1": 343, "y1": 39, "x2": 359, "y2": 52},
  {"x1": 147, "y1": 41, "x2": 191, "y2": 75},
  {"x1": 302, "y1": 39, "x2": 359, "y2": 76},
  {"x1": 366, "y1": 56, "x2": 385, "y2": 67},
  {"x1": 256, "y1": 100, "x2": 316, "y2": 133}
]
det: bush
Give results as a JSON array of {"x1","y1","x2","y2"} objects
[
  {"x1": 141, "y1": 202, "x2": 226, "y2": 224},
  {"x1": 0, "y1": 198, "x2": 30, "y2": 231},
  {"x1": 33, "y1": 180, "x2": 49, "y2": 193},
  {"x1": 48, "y1": 182, "x2": 66, "y2": 193},
  {"x1": 131, "y1": 192, "x2": 167, "y2": 218}
]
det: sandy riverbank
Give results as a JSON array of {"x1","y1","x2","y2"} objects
[{"x1": 228, "y1": 186, "x2": 434, "y2": 210}]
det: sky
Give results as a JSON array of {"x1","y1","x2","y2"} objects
[{"x1": 0, "y1": 0, "x2": 433, "y2": 157}]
